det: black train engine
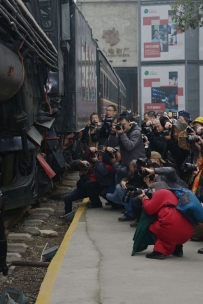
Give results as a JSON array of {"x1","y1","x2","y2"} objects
[{"x1": 0, "y1": 0, "x2": 65, "y2": 210}]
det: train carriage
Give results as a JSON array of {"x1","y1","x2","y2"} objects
[{"x1": 0, "y1": 0, "x2": 126, "y2": 210}]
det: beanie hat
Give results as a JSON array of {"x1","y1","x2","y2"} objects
[
  {"x1": 173, "y1": 119, "x2": 187, "y2": 131},
  {"x1": 178, "y1": 110, "x2": 192, "y2": 122},
  {"x1": 192, "y1": 116, "x2": 203, "y2": 125}
]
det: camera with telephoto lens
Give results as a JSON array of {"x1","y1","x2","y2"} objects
[
  {"x1": 122, "y1": 184, "x2": 136, "y2": 203},
  {"x1": 115, "y1": 123, "x2": 124, "y2": 131},
  {"x1": 184, "y1": 163, "x2": 198, "y2": 172},
  {"x1": 133, "y1": 187, "x2": 152, "y2": 198},
  {"x1": 186, "y1": 135, "x2": 201, "y2": 144}
]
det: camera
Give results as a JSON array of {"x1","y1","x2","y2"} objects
[
  {"x1": 90, "y1": 120, "x2": 97, "y2": 129},
  {"x1": 89, "y1": 152, "x2": 98, "y2": 158},
  {"x1": 138, "y1": 169, "x2": 150, "y2": 179},
  {"x1": 186, "y1": 135, "x2": 200, "y2": 144},
  {"x1": 142, "y1": 126, "x2": 154, "y2": 134},
  {"x1": 103, "y1": 117, "x2": 113, "y2": 129},
  {"x1": 142, "y1": 123, "x2": 155, "y2": 135},
  {"x1": 115, "y1": 123, "x2": 124, "y2": 131},
  {"x1": 162, "y1": 129, "x2": 172, "y2": 136},
  {"x1": 122, "y1": 184, "x2": 136, "y2": 203},
  {"x1": 81, "y1": 163, "x2": 90, "y2": 171},
  {"x1": 133, "y1": 188, "x2": 152, "y2": 198},
  {"x1": 184, "y1": 163, "x2": 198, "y2": 172},
  {"x1": 136, "y1": 158, "x2": 150, "y2": 170},
  {"x1": 105, "y1": 150, "x2": 117, "y2": 159},
  {"x1": 186, "y1": 126, "x2": 196, "y2": 135}
]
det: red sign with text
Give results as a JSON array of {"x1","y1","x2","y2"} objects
[{"x1": 144, "y1": 103, "x2": 166, "y2": 112}]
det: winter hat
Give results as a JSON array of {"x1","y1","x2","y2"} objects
[
  {"x1": 173, "y1": 119, "x2": 187, "y2": 131},
  {"x1": 178, "y1": 110, "x2": 192, "y2": 122},
  {"x1": 192, "y1": 116, "x2": 203, "y2": 125}
]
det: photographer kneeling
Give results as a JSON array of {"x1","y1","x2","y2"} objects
[
  {"x1": 130, "y1": 157, "x2": 188, "y2": 227},
  {"x1": 132, "y1": 182, "x2": 193, "y2": 260}
]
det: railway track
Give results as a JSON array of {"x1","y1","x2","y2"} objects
[{"x1": 0, "y1": 170, "x2": 79, "y2": 304}]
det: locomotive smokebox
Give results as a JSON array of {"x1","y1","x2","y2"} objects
[{"x1": 0, "y1": 43, "x2": 24, "y2": 101}]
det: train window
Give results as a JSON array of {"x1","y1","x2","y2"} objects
[{"x1": 38, "y1": 0, "x2": 52, "y2": 28}]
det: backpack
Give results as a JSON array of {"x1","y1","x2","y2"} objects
[{"x1": 169, "y1": 188, "x2": 203, "y2": 225}]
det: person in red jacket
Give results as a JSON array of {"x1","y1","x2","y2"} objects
[{"x1": 138, "y1": 182, "x2": 193, "y2": 259}]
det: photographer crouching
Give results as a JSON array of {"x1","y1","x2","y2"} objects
[
  {"x1": 59, "y1": 159, "x2": 97, "y2": 218},
  {"x1": 129, "y1": 155, "x2": 188, "y2": 227}
]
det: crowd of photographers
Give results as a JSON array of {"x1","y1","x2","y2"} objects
[{"x1": 60, "y1": 105, "x2": 203, "y2": 259}]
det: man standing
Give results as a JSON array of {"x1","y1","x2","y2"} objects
[
  {"x1": 116, "y1": 113, "x2": 145, "y2": 167},
  {"x1": 98, "y1": 105, "x2": 117, "y2": 145}
]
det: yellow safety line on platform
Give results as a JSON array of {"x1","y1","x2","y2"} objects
[{"x1": 35, "y1": 198, "x2": 89, "y2": 304}]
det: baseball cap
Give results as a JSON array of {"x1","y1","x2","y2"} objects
[
  {"x1": 150, "y1": 151, "x2": 166, "y2": 163},
  {"x1": 192, "y1": 116, "x2": 203, "y2": 125},
  {"x1": 173, "y1": 119, "x2": 187, "y2": 131},
  {"x1": 178, "y1": 110, "x2": 192, "y2": 122}
]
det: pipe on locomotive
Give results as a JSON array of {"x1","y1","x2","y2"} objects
[{"x1": 0, "y1": 0, "x2": 58, "y2": 69}]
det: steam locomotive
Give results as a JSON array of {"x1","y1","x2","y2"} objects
[{"x1": 0, "y1": 0, "x2": 127, "y2": 210}]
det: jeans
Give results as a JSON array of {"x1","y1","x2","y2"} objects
[
  {"x1": 106, "y1": 184, "x2": 135, "y2": 218},
  {"x1": 106, "y1": 183, "x2": 125, "y2": 206},
  {"x1": 64, "y1": 188, "x2": 88, "y2": 214}
]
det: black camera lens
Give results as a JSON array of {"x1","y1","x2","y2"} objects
[
  {"x1": 133, "y1": 188, "x2": 143, "y2": 196},
  {"x1": 186, "y1": 135, "x2": 200, "y2": 143},
  {"x1": 115, "y1": 123, "x2": 123, "y2": 130},
  {"x1": 136, "y1": 158, "x2": 148, "y2": 169},
  {"x1": 184, "y1": 163, "x2": 198, "y2": 172},
  {"x1": 186, "y1": 126, "x2": 195, "y2": 134},
  {"x1": 138, "y1": 169, "x2": 149, "y2": 178},
  {"x1": 106, "y1": 150, "x2": 116, "y2": 159},
  {"x1": 162, "y1": 129, "x2": 171, "y2": 136}
]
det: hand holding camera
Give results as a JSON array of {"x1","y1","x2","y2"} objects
[{"x1": 115, "y1": 123, "x2": 124, "y2": 134}]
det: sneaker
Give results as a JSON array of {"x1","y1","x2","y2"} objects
[
  {"x1": 197, "y1": 247, "x2": 203, "y2": 254},
  {"x1": 146, "y1": 251, "x2": 166, "y2": 260},
  {"x1": 59, "y1": 211, "x2": 75, "y2": 221},
  {"x1": 118, "y1": 214, "x2": 134, "y2": 222}
]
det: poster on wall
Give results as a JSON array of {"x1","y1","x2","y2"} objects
[
  {"x1": 141, "y1": 5, "x2": 185, "y2": 61},
  {"x1": 141, "y1": 65, "x2": 185, "y2": 116}
]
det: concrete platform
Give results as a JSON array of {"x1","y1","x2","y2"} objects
[{"x1": 35, "y1": 202, "x2": 203, "y2": 304}]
